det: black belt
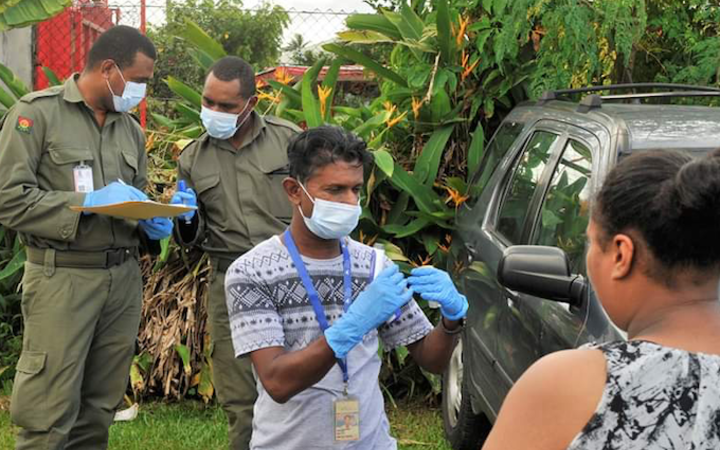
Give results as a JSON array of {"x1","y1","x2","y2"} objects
[{"x1": 26, "y1": 247, "x2": 139, "y2": 269}]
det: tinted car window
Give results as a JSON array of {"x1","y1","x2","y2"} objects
[
  {"x1": 534, "y1": 139, "x2": 593, "y2": 274},
  {"x1": 469, "y1": 121, "x2": 524, "y2": 198},
  {"x1": 496, "y1": 131, "x2": 558, "y2": 244}
]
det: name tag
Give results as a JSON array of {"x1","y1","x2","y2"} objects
[
  {"x1": 334, "y1": 397, "x2": 360, "y2": 441},
  {"x1": 73, "y1": 163, "x2": 94, "y2": 193}
]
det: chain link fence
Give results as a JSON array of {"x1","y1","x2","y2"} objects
[{"x1": 34, "y1": 0, "x2": 357, "y2": 89}]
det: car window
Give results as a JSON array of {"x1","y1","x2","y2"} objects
[
  {"x1": 468, "y1": 120, "x2": 524, "y2": 198},
  {"x1": 496, "y1": 131, "x2": 558, "y2": 244},
  {"x1": 533, "y1": 139, "x2": 593, "y2": 274}
]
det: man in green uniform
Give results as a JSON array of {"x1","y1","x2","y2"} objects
[
  {"x1": 170, "y1": 56, "x2": 300, "y2": 449},
  {"x1": 0, "y1": 26, "x2": 172, "y2": 449}
]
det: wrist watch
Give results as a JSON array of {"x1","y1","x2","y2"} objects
[{"x1": 440, "y1": 317, "x2": 465, "y2": 335}]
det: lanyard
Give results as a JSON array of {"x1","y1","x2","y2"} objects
[{"x1": 283, "y1": 229, "x2": 352, "y2": 385}]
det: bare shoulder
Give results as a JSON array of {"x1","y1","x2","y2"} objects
[{"x1": 482, "y1": 348, "x2": 607, "y2": 450}]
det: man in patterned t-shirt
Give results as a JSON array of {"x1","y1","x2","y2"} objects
[{"x1": 224, "y1": 126, "x2": 469, "y2": 449}]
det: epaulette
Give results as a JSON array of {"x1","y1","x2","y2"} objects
[
  {"x1": 19, "y1": 86, "x2": 63, "y2": 104},
  {"x1": 264, "y1": 115, "x2": 303, "y2": 132}
]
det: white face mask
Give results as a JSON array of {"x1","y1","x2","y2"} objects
[
  {"x1": 200, "y1": 99, "x2": 253, "y2": 140},
  {"x1": 298, "y1": 182, "x2": 362, "y2": 240},
  {"x1": 106, "y1": 64, "x2": 146, "y2": 113}
]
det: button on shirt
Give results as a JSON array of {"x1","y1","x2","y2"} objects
[
  {"x1": 0, "y1": 75, "x2": 147, "y2": 251},
  {"x1": 176, "y1": 112, "x2": 300, "y2": 259}
]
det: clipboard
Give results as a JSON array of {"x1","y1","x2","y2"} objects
[{"x1": 71, "y1": 201, "x2": 197, "y2": 220}]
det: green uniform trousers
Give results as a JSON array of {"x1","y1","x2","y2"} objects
[
  {"x1": 11, "y1": 258, "x2": 142, "y2": 450},
  {"x1": 208, "y1": 267, "x2": 257, "y2": 450}
]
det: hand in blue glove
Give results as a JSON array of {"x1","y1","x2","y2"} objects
[
  {"x1": 139, "y1": 217, "x2": 173, "y2": 240},
  {"x1": 325, "y1": 264, "x2": 413, "y2": 359},
  {"x1": 170, "y1": 188, "x2": 197, "y2": 222},
  {"x1": 407, "y1": 267, "x2": 468, "y2": 321},
  {"x1": 82, "y1": 182, "x2": 147, "y2": 214}
]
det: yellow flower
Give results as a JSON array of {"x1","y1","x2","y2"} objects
[
  {"x1": 456, "y1": 14, "x2": 470, "y2": 47},
  {"x1": 383, "y1": 101, "x2": 397, "y2": 114},
  {"x1": 461, "y1": 50, "x2": 480, "y2": 82},
  {"x1": 317, "y1": 85, "x2": 333, "y2": 118},
  {"x1": 275, "y1": 67, "x2": 294, "y2": 85},
  {"x1": 411, "y1": 97, "x2": 424, "y2": 120},
  {"x1": 257, "y1": 91, "x2": 280, "y2": 104},
  {"x1": 443, "y1": 185, "x2": 470, "y2": 209},
  {"x1": 386, "y1": 111, "x2": 407, "y2": 128},
  {"x1": 411, "y1": 254, "x2": 434, "y2": 268}
]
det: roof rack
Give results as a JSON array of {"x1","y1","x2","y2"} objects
[{"x1": 537, "y1": 83, "x2": 720, "y2": 112}]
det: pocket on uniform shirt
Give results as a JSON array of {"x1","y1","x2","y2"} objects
[
  {"x1": 120, "y1": 147, "x2": 139, "y2": 181},
  {"x1": 260, "y1": 164, "x2": 293, "y2": 222},
  {"x1": 194, "y1": 173, "x2": 225, "y2": 223},
  {"x1": 46, "y1": 146, "x2": 94, "y2": 192}
]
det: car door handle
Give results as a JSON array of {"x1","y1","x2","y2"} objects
[{"x1": 464, "y1": 243, "x2": 476, "y2": 263}]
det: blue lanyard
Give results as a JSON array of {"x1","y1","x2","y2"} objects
[{"x1": 283, "y1": 229, "x2": 352, "y2": 384}]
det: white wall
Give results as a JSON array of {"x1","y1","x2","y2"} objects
[{"x1": 0, "y1": 27, "x2": 34, "y2": 90}]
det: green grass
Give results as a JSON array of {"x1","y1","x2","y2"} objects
[{"x1": 0, "y1": 397, "x2": 451, "y2": 449}]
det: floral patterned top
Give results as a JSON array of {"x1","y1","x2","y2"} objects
[{"x1": 567, "y1": 340, "x2": 720, "y2": 450}]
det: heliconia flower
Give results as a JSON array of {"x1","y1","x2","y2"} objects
[
  {"x1": 411, "y1": 97, "x2": 424, "y2": 120},
  {"x1": 386, "y1": 111, "x2": 407, "y2": 128},
  {"x1": 456, "y1": 14, "x2": 470, "y2": 47},
  {"x1": 317, "y1": 85, "x2": 333, "y2": 118}
]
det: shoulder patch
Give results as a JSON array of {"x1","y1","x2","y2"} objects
[
  {"x1": 19, "y1": 86, "x2": 62, "y2": 103},
  {"x1": 15, "y1": 116, "x2": 34, "y2": 134},
  {"x1": 264, "y1": 115, "x2": 303, "y2": 133}
]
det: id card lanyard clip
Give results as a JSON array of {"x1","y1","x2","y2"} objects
[{"x1": 283, "y1": 229, "x2": 352, "y2": 387}]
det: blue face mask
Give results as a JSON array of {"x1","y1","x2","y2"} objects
[
  {"x1": 107, "y1": 65, "x2": 146, "y2": 113},
  {"x1": 298, "y1": 182, "x2": 362, "y2": 240},
  {"x1": 200, "y1": 100, "x2": 253, "y2": 140}
]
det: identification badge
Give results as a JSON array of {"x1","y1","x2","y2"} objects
[
  {"x1": 73, "y1": 163, "x2": 94, "y2": 193},
  {"x1": 334, "y1": 397, "x2": 360, "y2": 441}
]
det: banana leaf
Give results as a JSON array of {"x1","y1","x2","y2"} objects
[{"x1": 0, "y1": 0, "x2": 71, "y2": 30}]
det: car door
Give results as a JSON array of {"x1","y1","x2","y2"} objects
[
  {"x1": 488, "y1": 127, "x2": 565, "y2": 392},
  {"x1": 528, "y1": 133, "x2": 624, "y2": 355},
  {"x1": 453, "y1": 120, "x2": 563, "y2": 417}
]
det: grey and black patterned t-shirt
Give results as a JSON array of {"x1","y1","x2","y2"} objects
[
  {"x1": 225, "y1": 235, "x2": 433, "y2": 450},
  {"x1": 568, "y1": 340, "x2": 720, "y2": 450}
]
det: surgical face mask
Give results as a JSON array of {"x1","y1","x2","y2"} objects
[
  {"x1": 106, "y1": 64, "x2": 146, "y2": 113},
  {"x1": 200, "y1": 99, "x2": 253, "y2": 140},
  {"x1": 298, "y1": 182, "x2": 362, "y2": 240}
]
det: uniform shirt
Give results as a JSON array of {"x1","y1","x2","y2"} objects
[
  {"x1": 0, "y1": 75, "x2": 147, "y2": 251},
  {"x1": 175, "y1": 112, "x2": 300, "y2": 260},
  {"x1": 225, "y1": 236, "x2": 434, "y2": 450}
]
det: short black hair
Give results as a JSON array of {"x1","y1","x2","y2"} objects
[
  {"x1": 208, "y1": 56, "x2": 256, "y2": 98},
  {"x1": 288, "y1": 126, "x2": 373, "y2": 182},
  {"x1": 593, "y1": 149, "x2": 720, "y2": 285},
  {"x1": 87, "y1": 25, "x2": 156, "y2": 70}
]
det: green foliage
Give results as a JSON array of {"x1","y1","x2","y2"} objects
[
  {"x1": 147, "y1": 0, "x2": 289, "y2": 102},
  {"x1": 0, "y1": 0, "x2": 70, "y2": 30}
]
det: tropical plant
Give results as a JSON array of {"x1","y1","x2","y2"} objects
[
  {"x1": 147, "y1": 0, "x2": 289, "y2": 105},
  {"x1": 0, "y1": 0, "x2": 69, "y2": 30}
]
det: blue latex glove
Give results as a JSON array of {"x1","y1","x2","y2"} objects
[
  {"x1": 139, "y1": 217, "x2": 173, "y2": 240},
  {"x1": 83, "y1": 182, "x2": 147, "y2": 212},
  {"x1": 170, "y1": 188, "x2": 197, "y2": 222},
  {"x1": 325, "y1": 264, "x2": 413, "y2": 359},
  {"x1": 407, "y1": 267, "x2": 468, "y2": 321}
]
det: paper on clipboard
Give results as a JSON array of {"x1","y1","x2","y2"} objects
[{"x1": 71, "y1": 201, "x2": 197, "y2": 220}]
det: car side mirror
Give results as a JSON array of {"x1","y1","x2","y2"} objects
[{"x1": 497, "y1": 245, "x2": 586, "y2": 305}]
